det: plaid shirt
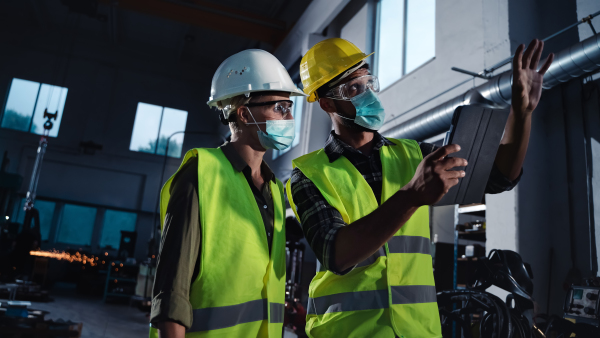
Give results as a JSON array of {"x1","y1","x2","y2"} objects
[{"x1": 289, "y1": 131, "x2": 521, "y2": 275}]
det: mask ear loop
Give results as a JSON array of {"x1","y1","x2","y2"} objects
[
  {"x1": 329, "y1": 97, "x2": 354, "y2": 123},
  {"x1": 245, "y1": 107, "x2": 267, "y2": 134},
  {"x1": 334, "y1": 113, "x2": 354, "y2": 121}
]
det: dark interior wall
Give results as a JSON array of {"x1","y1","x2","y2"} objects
[
  {"x1": 519, "y1": 84, "x2": 574, "y2": 315},
  {"x1": 507, "y1": 0, "x2": 598, "y2": 315},
  {"x1": 520, "y1": 74, "x2": 600, "y2": 316},
  {"x1": 0, "y1": 11, "x2": 224, "y2": 260}
]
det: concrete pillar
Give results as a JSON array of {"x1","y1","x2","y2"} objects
[{"x1": 485, "y1": 188, "x2": 518, "y2": 253}]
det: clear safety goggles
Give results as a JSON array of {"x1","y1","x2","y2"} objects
[
  {"x1": 324, "y1": 75, "x2": 380, "y2": 100},
  {"x1": 245, "y1": 100, "x2": 294, "y2": 119}
]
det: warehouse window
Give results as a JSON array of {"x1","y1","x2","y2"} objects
[
  {"x1": 129, "y1": 103, "x2": 188, "y2": 158},
  {"x1": 14, "y1": 198, "x2": 56, "y2": 241},
  {"x1": 1, "y1": 78, "x2": 68, "y2": 137},
  {"x1": 376, "y1": 0, "x2": 435, "y2": 89},
  {"x1": 57, "y1": 204, "x2": 97, "y2": 246},
  {"x1": 100, "y1": 209, "x2": 137, "y2": 249},
  {"x1": 272, "y1": 93, "x2": 304, "y2": 160}
]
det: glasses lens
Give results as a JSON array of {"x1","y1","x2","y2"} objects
[
  {"x1": 342, "y1": 76, "x2": 379, "y2": 99},
  {"x1": 274, "y1": 102, "x2": 293, "y2": 118},
  {"x1": 369, "y1": 76, "x2": 380, "y2": 93}
]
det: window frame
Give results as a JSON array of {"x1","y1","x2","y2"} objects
[
  {"x1": 11, "y1": 196, "x2": 141, "y2": 255},
  {"x1": 129, "y1": 102, "x2": 189, "y2": 158},
  {"x1": 374, "y1": 0, "x2": 436, "y2": 90},
  {"x1": 55, "y1": 203, "x2": 98, "y2": 247},
  {"x1": 98, "y1": 209, "x2": 138, "y2": 250},
  {"x1": 1, "y1": 78, "x2": 68, "y2": 137}
]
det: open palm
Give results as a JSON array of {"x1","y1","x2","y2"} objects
[{"x1": 512, "y1": 39, "x2": 554, "y2": 116}]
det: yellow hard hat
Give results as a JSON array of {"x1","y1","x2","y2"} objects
[{"x1": 300, "y1": 38, "x2": 374, "y2": 102}]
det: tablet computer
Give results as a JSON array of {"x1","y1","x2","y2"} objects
[{"x1": 434, "y1": 105, "x2": 510, "y2": 206}]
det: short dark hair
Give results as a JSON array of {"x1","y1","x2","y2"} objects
[{"x1": 315, "y1": 62, "x2": 370, "y2": 100}]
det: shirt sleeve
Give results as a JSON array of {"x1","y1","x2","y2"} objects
[
  {"x1": 418, "y1": 142, "x2": 521, "y2": 194},
  {"x1": 150, "y1": 158, "x2": 201, "y2": 329},
  {"x1": 289, "y1": 167, "x2": 352, "y2": 275}
]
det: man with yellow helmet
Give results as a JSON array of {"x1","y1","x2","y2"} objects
[{"x1": 286, "y1": 38, "x2": 553, "y2": 337}]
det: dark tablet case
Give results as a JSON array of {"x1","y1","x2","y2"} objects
[{"x1": 434, "y1": 105, "x2": 510, "y2": 206}]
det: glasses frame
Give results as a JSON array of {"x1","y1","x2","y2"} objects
[
  {"x1": 244, "y1": 100, "x2": 294, "y2": 119},
  {"x1": 324, "y1": 75, "x2": 380, "y2": 101}
]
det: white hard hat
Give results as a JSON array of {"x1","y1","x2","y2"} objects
[{"x1": 207, "y1": 49, "x2": 306, "y2": 111}]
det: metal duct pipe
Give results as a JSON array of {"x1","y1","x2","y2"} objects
[{"x1": 382, "y1": 33, "x2": 600, "y2": 141}]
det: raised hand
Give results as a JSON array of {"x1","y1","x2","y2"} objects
[
  {"x1": 511, "y1": 39, "x2": 554, "y2": 116},
  {"x1": 403, "y1": 144, "x2": 467, "y2": 206}
]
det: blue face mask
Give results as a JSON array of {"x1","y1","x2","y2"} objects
[
  {"x1": 336, "y1": 89, "x2": 386, "y2": 130},
  {"x1": 246, "y1": 108, "x2": 296, "y2": 150}
]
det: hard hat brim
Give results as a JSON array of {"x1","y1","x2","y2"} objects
[{"x1": 207, "y1": 87, "x2": 307, "y2": 108}]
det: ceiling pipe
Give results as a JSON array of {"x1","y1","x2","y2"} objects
[{"x1": 382, "y1": 33, "x2": 600, "y2": 141}]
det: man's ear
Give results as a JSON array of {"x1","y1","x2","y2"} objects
[
  {"x1": 237, "y1": 106, "x2": 250, "y2": 125},
  {"x1": 319, "y1": 98, "x2": 337, "y2": 113}
]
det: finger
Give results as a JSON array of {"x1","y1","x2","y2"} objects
[
  {"x1": 530, "y1": 40, "x2": 544, "y2": 70},
  {"x1": 440, "y1": 157, "x2": 468, "y2": 170},
  {"x1": 538, "y1": 53, "x2": 554, "y2": 75},
  {"x1": 513, "y1": 44, "x2": 524, "y2": 71},
  {"x1": 428, "y1": 144, "x2": 461, "y2": 162},
  {"x1": 443, "y1": 170, "x2": 466, "y2": 179},
  {"x1": 522, "y1": 39, "x2": 538, "y2": 69}
]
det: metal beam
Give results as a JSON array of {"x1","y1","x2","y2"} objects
[
  {"x1": 98, "y1": 0, "x2": 287, "y2": 45},
  {"x1": 381, "y1": 33, "x2": 600, "y2": 141}
]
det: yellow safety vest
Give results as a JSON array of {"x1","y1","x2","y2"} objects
[
  {"x1": 286, "y1": 138, "x2": 441, "y2": 338},
  {"x1": 150, "y1": 148, "x2": 286, "y2": 338}
]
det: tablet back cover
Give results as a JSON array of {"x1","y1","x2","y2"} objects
[{"x1": 434, "y1": 105, "x2": 510, "y2": 206}]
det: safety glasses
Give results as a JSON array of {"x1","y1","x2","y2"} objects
[
  {"x1": 324, "y1": 75, "x2": 380, "y2": 100},
  {"x1": 245, "y1": 100, "x2": 294, "y2": 119}
]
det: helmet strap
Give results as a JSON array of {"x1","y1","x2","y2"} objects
[{"x1": 219, "y1": 111, "x2": 229, "y2": 125}]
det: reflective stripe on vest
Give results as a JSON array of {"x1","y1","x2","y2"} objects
[
  {"x1": 189, "y1": 300, "x2": 284, "y2": 332},
  {"x1": 388, "y1": 235, "x2": 431, "y2": 254},
  {"x1": 318, "y1": 235, "x2": 430, "y2": 272},
  {"x1": 306, "y1": 286, "x2": 438, "y2": 315}
]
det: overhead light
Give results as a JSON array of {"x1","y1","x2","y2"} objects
[{"x1": 5, "y1": 216, "x2": 9, "y2": 220}]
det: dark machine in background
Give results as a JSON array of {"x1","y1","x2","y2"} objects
[
  {"x1": 564, "y1": 285, "x2": 600, "y2": 325},
  {"x1": 0, "y1": 110, "x2": 88, "y2": 336},
  {"x1": 437, "y1": 249, "x2": 600, "y2": 338},
  {"x1": 0, "y1": 110, "x2": 56, "y2": 287},
  {"x1": 0, "y1": 152, "x2": 24, "y2": 280},
  {"x1": 284, "y1": 216, "x2": 308, "y2": 337}
]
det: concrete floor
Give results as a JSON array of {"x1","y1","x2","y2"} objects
[{"x1": 3, "y1": 283, "x2": 150, "y2": 338}]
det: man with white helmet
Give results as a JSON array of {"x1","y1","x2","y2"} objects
[{"x1": 149, "y1": 49, "x2": 305, "y2": 338}]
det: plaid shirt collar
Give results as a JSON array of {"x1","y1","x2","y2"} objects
[
  {"x1": 220, "y1": 141, "x2": 276, "y2": 183},
  {"x1": 323, "y1": 131, "x2": 396, "y2": 163}
]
